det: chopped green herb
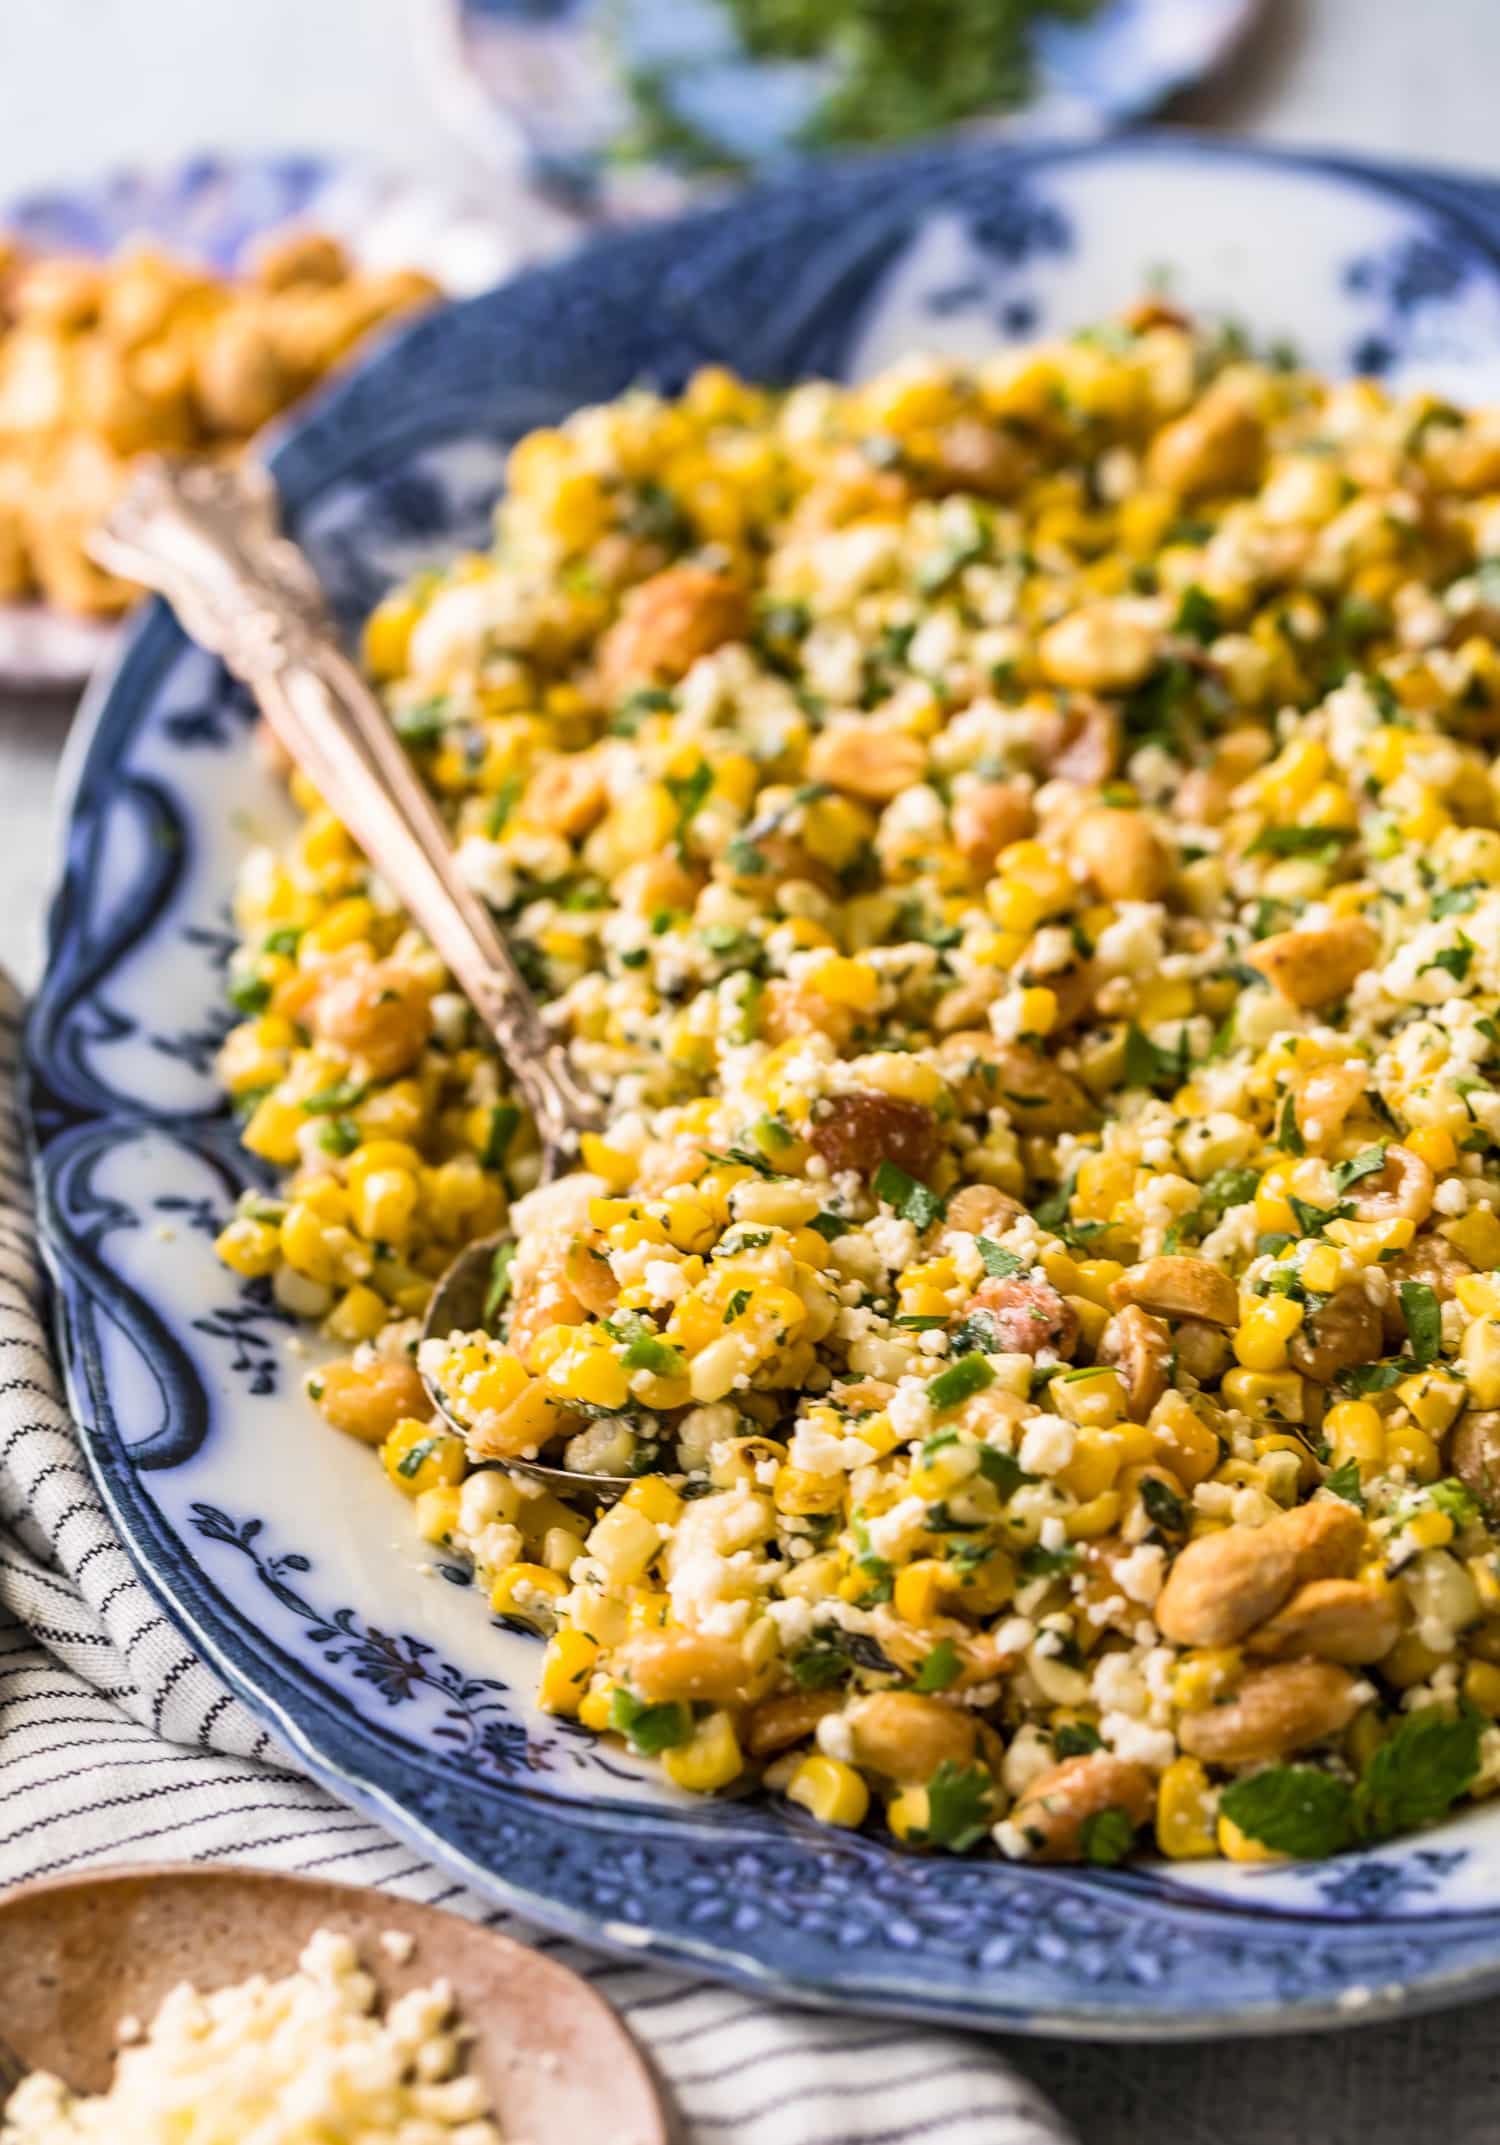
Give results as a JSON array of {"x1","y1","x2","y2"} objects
[
  {"x1": 1220, "y1": 1765, "x2": 1356, "y2": 1859},
  {"x1": 723, "y1": 1288, "x2": 753, "y2": 1325},
  {"x1": 912, "y1": 1760, "x2": 996, "y2": 1853},
  {"x1": 1174, "y1": 584, "x2": 1221, "y2": 642},
  {"x1": 927, "y1": 1355, "x2": 995, "y2": 1412},
  {"x1": 914, "y1": 1638, "x2": 962, "y2": 1693},
  {"x1": 1332, "y1": 1145, "x2": 1388, "y2": 1193},
  {"x1": 1245, "y1": 826, "x2": 1354, "y2": 861},
  {"x1": 301, "y1": 1079, "x2": 368, "y2": 1116},
  {"x1": 872, "y1": 1160, "x2": 945, "y2": 1230},
  {"x1": 1077, "y1": 1806, "x2": 1138, "y2": 1866},
  {"x1": 317, "y1": 1116, "x2": 362, "y2": 1158},
  {"x1": 1399, "y1": 1280, "x2": 1441, "y2": 1367},
  {"x1": 1323, "y1": 1458, "x2": 1365, "y2": 1509},
  {"x1": 609, "y1": 1689, "x2": 695, "y2": 1756},
  {"x1": 977, "y1": 1237, "x2": 1024, "y2": 1279},
  {"x1": 1355, "y1": 1704, "x2": 1482, "y2": 1840},
  {"x1": 976, "y1": 1446, "x2": 1027, "y2": 1497},
  {"x1": 482, "y1": 1240, "x2": 518, "y2": 1326},
  {"x1": 1053, "y1": 1721, "x2": 1103, "y2": 1759},
  {"x1": 789, "y1": 1642, "x2": 848, "y2": 1691},
  {"x1": 481, "y1": 1103, "x2": 520, "y2": 1170}
]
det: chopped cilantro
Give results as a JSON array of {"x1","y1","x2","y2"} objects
[
  {"x1": 1274, "y1": 1095, "x2": 1305, "y2": 1154},
  {"x1": 1331, "y1": 1145, "x2": 1387, "y2": 1194},
  {"x1": 1053, "y1": 1721, "x2": 1103, "y2": 1760},
  {"x1": 1288, "y1": 1195, "x2": 1350, "y2": 1237},
  {"x1": 396, "y1": 1435, "x2": 445, "y2": 1479},
  {"x1": 1399, "y1": 1280, "x2": 1441, "y2": 1367},
  {"x1": 977, "y1": 1237, "x2": 1024, "y2": 1279},
  {"x1": 723, "y1": 1288, "x2": 753, "y2": 1325},
  {"x1": 976, "y1": 1446, "x2": 1027, "y2": 1497},
  {"x1": 1174, "y1": 584, "x2": 1221, "y2": 642},
  {"x1": 914, "y1": 1638, "x2": 962, "y2": 1693},
  {"x1": 789, "y1": 1642, "x2": 848, "y2": 1690},
  {"x1": 1419, "y1": 936, "x2": 1475, "y2": 984},
  {"x1": 1123, "y1": 1022, "x2": 1191, "y2": 1095},
  {"x1": 1323, "y1": 1459, "x2": 1365, "y2": 1509},
  {"x1": 912, "y1": 1760, "x2": 996, "y2": 1853},
  {"x1": 1018, "y1": 1543, "x2": 1077, "y2": 1580},
  {"x1": 872, "y1": 1160, "x2": 945, "y2": 1230},
  {"x1": 1077, "y1": 1806, "x2": 1137, "y2": 1866}
]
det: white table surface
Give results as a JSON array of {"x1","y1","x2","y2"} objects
[{"x1": 6, "y1": 9, "x2": 1500, "y2": 2137}]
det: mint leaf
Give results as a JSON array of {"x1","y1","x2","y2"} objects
[
  {"x1": 609, "y1": 1690, "x2": 695, "y2": 1756},
  {"x1": 1400, "y1": 1280, "x2": 1442, "y2": 1367},
  {"x1": 914, "y1": 1639, "x2": 961, "y2": 1693},
  {"x1": 1053, "y1": 1721, "x2": 1103, "y2": 1759},
  {"x1": 1332, "y1": 1145, "x2": 1388, "y2": 1194},
  {"x1": 1220, "y1": 1766, "x2": 1356, "y2": 1858},
  {"x1": 872, "y1": 1160, "x2": 944, "y2": 1230},
  {"x1": 977, "y1": 1237, "x2": 1024, "y2": 1279},
  {"x1": 1323, "y1": 1459, "x2": 1365, "y2": 1509},
  {"x1": 914, "y1": 1760, "x2": 996, "y2": 1852},
  {"x1": 1078, "y1": 1806, "x2": 1138, "y2": 1866},
  {"x1": 1355, "y1": 1706, "x2": 1482, "y2": 1840}
]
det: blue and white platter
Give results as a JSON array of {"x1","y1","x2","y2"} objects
[
  {"x1": 29, "y1": 134, "x2": 1500, "y2": 2038},
  {"x1": 433, "y1": 0, "x2": 1261, "y2": 213},
  {"x1": 0, "y1": 153, "x2": 519, "y2": 692}
]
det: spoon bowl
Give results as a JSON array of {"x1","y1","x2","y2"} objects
[
  {"x1": 420, "y1": 1231, "x2": 637, "y2": 1505},
  {"x1": 0, "y1": 1865, "x2": 671, "y2": 2143}
]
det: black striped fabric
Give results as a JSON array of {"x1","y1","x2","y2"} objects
[{"x1": 0, "y1": 978, "x2": 1069, "y2": 2145}]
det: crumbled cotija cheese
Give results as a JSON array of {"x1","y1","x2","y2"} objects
[{"x1": 0, "y1": 1929, "x2": 501, "y2": 2145}]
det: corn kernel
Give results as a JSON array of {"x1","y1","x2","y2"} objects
[
  {"x1": 1465, "y1": 1661, "x2": 1500, "y2": 1718},
  {"x1": 662, "y1": 1709, "x2": 744, "y2": 1793},
  {"x1": 1457, "y1": 1273, "x2": 1500, "y2": 1320},
  {"x1": 586, "y1": 1502, "x2": 662, "y2": 1587},
  {"x1": 1406, "y1": 1125, "x2": 1458, "y2": 1171},
  {"x1": 1155, "y1": 1757, "x2": 1218, "y2": 1859},
  {"x1": 580, "y1": 1132, "x2": 638, "y2": 1192},
  {"x1": 1404, "y1": 1507, "x2": 1454, "y2": 1551},
  {"x1": 1385, "y1": 1423, "x2": 1442, "y2": 1483},
  {"x1": 577, "y1": 1681, "x2": 617, "y2": 1731},
  {"x1": 1172, "y1": 1647, "x2": 1242, "y2": 1710},
  {"x1": 1064, "y1": 1489, "x2": 1123, "y2": 1540},
  {"x1": 1300, "y1": 1244, "x2": 1342, "y2": 1294},
  {"x1": 1220, "y1": 1368, "x2": 1305, "y2": 1421},
  {"x1": 538, "y1": 1628, "x2": 600, "y2": 1715},
  {"x1": 492, "y1": 1562, "x2": 569, "y2": 1629},
  {"x1": 808, "y1": 954, "x2": 880, "y2": 1012},
  {"x1": 1396, "y1": 1370, "x2": 1465, "y2": 1434},
  {"x1": 622, "y1": 1476, "x2": 685, "y2": 1527},
  {"x1": 1464, "y1": 1318, "x2": 1500, "y2": 1408},
  {"x1": 413, "y1": 1483, "x2": 462, "y2": 1546},
  {"x1": 381, "y1": 1419, "x2": 464, "y2": 1498},
  {"x1": 786, "y1": 1754, "x2": 870, "y2": 1828},
  {"x1": 1233, "y1": 1297, "x2": 1304, "y2": 1372},
  {"x1": 1018, "y1": 986, "x2": 1058, "y2": 1037},
  {"x1": 892, "y1": 1559, "x2": 948, "y2": 1625},
  {"x1": 1218, "y1": 1814, "x2": 1285, "y2": 1863},
  {"x1": 325, "y1": 1284, "x2": 388, "y2": 1343},
  {"x1": 1444, "y1": 1207, "x2": 1500, "y2": 1269},
  {"x1": 214, "y1": 1217, "x2": 280, "y2": 1279}
]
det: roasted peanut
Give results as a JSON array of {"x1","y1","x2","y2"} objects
[
  {"x1": 950, "y1": 778, "x2": 1035, "y2": 873},
  {"x1": 1155, "y1": 1498, "x2": 1365, "y2": 1646},
  {"x1": 934, "y1": 1184, "x2": 1024, "y2": 1247},
  {"x1": 1067, "y1": 806, "x2": 1170, "y2": 903},
  {"x1": 936, "y1": 1033, "x2": 1095, "y2": 1133},
  {"x1": 846, "y1": 1691, "x2": 978, "y2": 1779},
  {"x1": 1111, "y1": 1254, "x2": 1240, "y2": 1328},
  {"x1": 1008, "y1": 1753, "x2": 1155, "y2": 1863},
  {"x1": 1178, "y1": 1660, "x2": 1361, "y2": 1765},
  {"x1": 1245, "y1": 1578, "x2": 1400, "y2": 1664},
  {"x1": 745, "y1": 1689, "x2": 843, "y2": 1757},
  {"x1": 1245, "y1": 917, "x2": 1379, "y2": 1009}
]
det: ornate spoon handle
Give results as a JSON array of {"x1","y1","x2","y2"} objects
[{"x1": 93, "y1": 457, "x2": 602, "y2": 1166}]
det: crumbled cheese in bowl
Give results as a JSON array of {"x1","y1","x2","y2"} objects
[{"x1": 0, "y1": 1929, "x2": 501, "y2": 2145}]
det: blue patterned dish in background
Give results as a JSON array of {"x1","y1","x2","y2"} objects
[
  {"x1": 29, "y1": 135, "x2": 1500, "y2": 2038},
  {"x1": 0, "y1": 153, "x2": 520, "y2": 692},
  {"x1": 430, "y1": 0, "x2": 1261, "y2": 209}
]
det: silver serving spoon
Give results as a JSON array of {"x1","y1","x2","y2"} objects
[{"x1": 93, "y1": 460, "x2": 637, "y2": 1504}]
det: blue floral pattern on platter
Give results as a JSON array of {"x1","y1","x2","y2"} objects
[{"x1": 29, "y1": 135, "x2": 1500, "y2": 2038}]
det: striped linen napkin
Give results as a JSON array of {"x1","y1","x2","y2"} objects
[{"x1": 0, "y1": 974, "x2": 1071, "y2": 2145}]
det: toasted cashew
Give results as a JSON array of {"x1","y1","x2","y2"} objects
[
  {"x1": 1008, "y1": 1753, "x2": 1155, "y2": 1864},
  {"x1": 1111, "y1": 1254, "x2": 1240, "y2": 1328},
  {"x1": 807, "y1": 720, "x2": 928, "y2": 802},
  {"x1": 1037, "y1": 603, "x2": 1158, "y2": 694},
  {"x1": 1350, "y1": 1145, "x2": 1434, "y2": 1227},
  {"x1": 846, "y1": 1691, "x2": 978, "y2": 1780},
  {"x1": 745, "y1": 1689, "x2": 843, "y2": 1757},
  {"x1": 1155, "y1": 1498, "x2": 1365, "y2": 1646},
  {"x1": 1178, "y1": 1660, "x2": 1361, "y2": 1765},
  {"x1": 523, "y1": 752, "x2": 609, "y2": 838},
  {"x1": 1289, "y1": 1285, "x2": 1383, "y2": 1383},
  {"x1": 598, "y1": 566, "x2": 749, "y2": 695},
  {"x1": 1067, "y1": 806, "x2": 1170, "y2": 903},
  {"x1": 618, "y1": 1628, "x2": 750, "y2": 1705},
  {"x1": 1245, "y1": 917, "x2": 1379, "y2": 1009},
  {"x1": 935, "y1": 1033, "x2": 1096, "y2": 1133},
  {"x1": 1245, "y1": 1578, "x2": 1400, "y2": 1664},
  {"x1": 951, "y1": 779, "x2": 1035, "y2": 873},
  {"x1": 1097, "y1": 1305, "x2": 1172, "y2": 1421},
  {"x1": 933, "y1": 1183, "x2": 1025, "y2": 1250}
]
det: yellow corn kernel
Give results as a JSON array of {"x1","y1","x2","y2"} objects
[
  {"x1": 1385, "y1": 1422, "x2": 1442, "y2": 1483},
  {"x1": 323, "y1": 1289, "x2": 386, "y2": 1351},
  {"x1": 1326, "y1": 1215, "x2": 1415, "y2": 1262},
  {"x1": 302, "y1": 896, "x2": 377, "y2": 958},
  {"x1": 241, "y1": 1095, "x2": 306, "y2": 1167},
  {"x1": 585, "y1": 1502, "x2": 662, "y2": 1587},
  {"x1": 579, "y1": 1132, "x2": 638, "y2": 1192},
  {"x1": 1382, "y1": 1630, "x2": 1447, "y2": 1689},
  {"x1": 1052, "y1": 1367, "x2": 1127, "y2": 1430},
  {"x1": 1133, "y1": 976, "x2": 1195, "y2": 1026},
  {"x1": 622, "y1": 1476, "x2": 684, "y2": 1527},
  {"x1": 626, "y1": 1590, "x2": 672, "y2": 1633},
  {"x1": 1218, "y1": 1814, "x2": 1284, "y2": 1863},
  {"x1": 1233, "y1": 1297, "x2": 1304, "y2": 1372},
  {"x1": 1071, "y1": 1257, "x2": 1126, "y2": 1309},
  {"x1": 1220, "y1": 1368, "x2": 1305, "y2": 1421},
  {"x1": 1148, "y1": 1393, "x2": 1222, "y2": 1490},
  {"x1": 786, "y1": 1754, "x2": 870, "y2": 1829},
  {"x1": 1404, "y1": 1507, "x2": 1454, "y2": 1551},
  {"x1": 908, "y1": 1441, "x2": 979, "y2": 1499},
  {"x1": 1323, "y1": 1400, "x2": 1384, "y2": 1480},
  {"x1": 214, "y1": 1216, "x2": 280, "y2": 1279},
  {"x1": 1443, "y1": 1206, "x2": 1500, "y2": 1270},
  {"x1": 1405, "y1": 1125, "x2": 1458, "y2": 1172},
  {"x1": 662, "y1": 1709, "x2": 744, "y2": 1793},
  {"x1": 1172, "y1": 1647, "x2": 1243, "y2": 1711},
  {"x1": 1155, "y1": 1757, "x2": 1218, "y2": 1859},
  {"x1": 892, "y1": 1559, "x2": 948, "y2": 1625},
  {"x1": 1458, "y1": 1273, "x2": 1500, "y2": 1320},
  {"x1": 1254, "y1": 1164, "x2": 1296, "y2": 1235},
  {"x1": 346, "y1": 1138, "x2": 424, "y2": 1190},
  {"x1": 577, "y1": 1681, "x2": 616, "y2": 1732},
  {"x1": 1465, "y1": 1661, "x2": 1500, "y2": 1718},
  {"x1": 543, "y1": 1337, "x2": 631, "y2": 1412},
  {"x1": 413, "y1": 1483, "x2": 463, "y2": 1546},
  {"x1": 278, "y1": 1201, "x2": 342, "y2": 1285},
  {"x1": 807, "y1": 954, "x2": 880, "y2": 1012},
  {"x1": 351, "y1": 1167, "x2": 419, "y2": 1248},
  {"x1": 540, "y1": 1524, "x2": 582, "y2": 1575},
  {"x1": 1064, "y1": 1490, "x2": 1123, "y2": 1540},
  {"x1": 1396, "y1": 1369, "x2": 1466, "y2": 1434},
  {"x1": 773, "y1": 1464, "x2": 846, "y2": 1517},
  {"x1": 1464, "y1": 1318, "x2": 1500, "y2": 1408},
  {"x1": 381, "y1": 1419, "x2": 464, "y2": 1498},
  {"x1": 1471, "y1": 1554, "x2": 1500, "y2": 1611},
  {"x1": 1058, "y1": 1425, "x2": 1127, "y2": 1500},
  {"x1": 987, "y1": 880, "x2": 1045, "y2": 935},
  {"x1": 363, "y1": 591, "x2": 421, "y2": 678},
  {"x1": 491, "y1": 1562, "x2": 569, "y2": 1629},
  {"x1": 538, "y1": 1628, "x2": 601, "y2": 1716},
  {"x1": 1300, "y1": 1244, "x2": 1342, "y2": 1295},
  {"x1": 1017, "y1": 986, "x2": 1058, "y2": 1037}
]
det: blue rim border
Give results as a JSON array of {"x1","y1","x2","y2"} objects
[{"x1": 27, "y1": 132, "x2": 1500, "y2": 2039}]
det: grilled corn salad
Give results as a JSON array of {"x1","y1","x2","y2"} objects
[{"x1": 216, "y1": 313, "x2": 1500, "y2": 1867}]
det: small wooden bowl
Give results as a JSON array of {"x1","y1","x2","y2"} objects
[{"x1": 0, "y1": 1865, "x2": 672, "y2": 2144}]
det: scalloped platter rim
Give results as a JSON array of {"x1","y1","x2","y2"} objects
[{"x1": 28, "y1": 132, "x2": 1500, "y2": 2039}]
